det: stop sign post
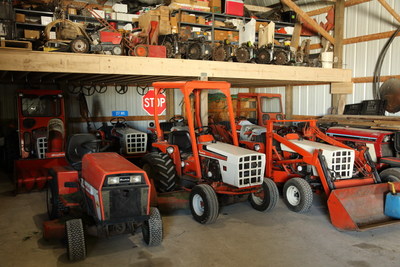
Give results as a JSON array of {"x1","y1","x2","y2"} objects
[{"x1": 142, "y1": 90, "x2": 167, "y2": 116}]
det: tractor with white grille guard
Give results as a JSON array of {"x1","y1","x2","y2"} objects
[
  {"x1": 239, "y1": 119, "x2": 400, "y2": 231},
  {"x1": 142, "y1": 81, "x2": 279, "y2": 224}
]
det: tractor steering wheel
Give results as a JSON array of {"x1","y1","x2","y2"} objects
[
  {"x1": 110, "y1": 117, "x2": 126, "y2": 127},
  {"x1": 81, "y1": 139, "x2": 111, "y2": 153},
  {"x1": 276, "y1": 126, "x2": 298, "y2": 136},
  {"x1": 195, "y1": 126, "x2": 212, "y2": 136},
  {"x1": 169, "y1": 115, "x2": 185, "y2": 123}
]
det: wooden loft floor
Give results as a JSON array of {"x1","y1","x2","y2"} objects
[{"x1": 0, "y1": 50, "x2": 352, "y2": 87}]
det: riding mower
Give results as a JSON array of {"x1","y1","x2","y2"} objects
[
  {"x1": 236, "y1": 119, "x2": 400, "y2": 231},
  {"x1": 143, "y1": 81, "x2": 279, "y2": 224},
  {"x1": 44, "y1": 133, "x2": 162, "y2": 261}
]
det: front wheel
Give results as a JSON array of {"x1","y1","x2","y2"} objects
[
  {"x1": 380, "y1": 168, "x2": 400, "y2": 182},
  {"x1": 283, "y1": 178, "x2": 313, "y2": 213},
  {"x1": 66, "y1": 219, "x2": 86, "y2": 261},
  {"x1": 142, "y1": 207, "x2": 163, "y2": 246},
  {"x1": 249, "y1": 178, "x2": 279, "y2": 212},
  {"x1": 189, "y1": 184, "x2": 219, "y2": 224}
]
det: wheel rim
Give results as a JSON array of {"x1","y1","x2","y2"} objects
[
  {"x1": 192, "y1": 194, "x2": 204, "y2": 216},
  {"x1": 286, "y1": 185, "x2": 300, "y2": 206},
  {"x1": 73, "y1": 40, "x2": 87, "y2": 53},
  {"x1": 113, "y1": 46, "x2": 122, "y2": 55},
  {"x1": 251, "y1": 188, "x2": 265, "y2": 205}
]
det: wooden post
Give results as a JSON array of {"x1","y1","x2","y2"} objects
[
  {"x1": 291, "y1": 23, "x2": 302, "y2": 49},
  {"x1": 285, "y1": 85, "x2": 293, "y2": 119},
  {"x1": 200, "y1": 73, "x2": 208, "y2": 126},
  {"x1": 165, "y1": 88, "x2": 175, "y2": 119},
  {"x1": 249, "y1": 87, "x2": 256, "y2": 93},
  {"x1": 332, "y1": 0, "x2": 346, "y2": 114}
]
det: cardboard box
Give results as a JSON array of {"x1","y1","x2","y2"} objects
[
  {"x1": 24, "y1": 29, "x2": 40, "y2": 39},
  {"x1": 91, "y1": 10, "x2": 105, "y2": 19},
  {"x1": 116, "y1": 13, "x2": 128, "y2": 21},
  {"x1": 170, "y1": 16, "x2": 178, "y2": 27},
  {"x1": 210, "y1": 6, "x2": 222, "y2": 13},
  {"x1": 159, "y1": 18, "x2": 172, "y2": 34},
  {"x1": 209, "y1": 0, "x2": 221, "y2": 8},
  {"x1": 40, "y1": 16, "x2": 53, "y2": 26},
  {"x1": 197, "y1": 16, "x2": 206, "y2": 25},
  {"x1": 227, "y1": 31, "x2": 239, "y2": 42},
  {"x1": 214, "y1": 30, "x2": 228, "y2": 41},
  {"x1": 213, "y1": 20, "x2": 225, "y2": 27},
  {"x1": 126, "y1": 14, "x2": 139, "y2": 22},
  {"x1": 112, "y1": 3, "x2": 128, "y2": 13},
  {"x1": 181, "y1": 14, "x2": 196, "y2": 24},
  {"x1": 172, "y1": 0, "x2": 191, "y2": 4},
  {"x1": 159, "y1": 6, "x2": 170, "y2": 17},
  {"x1": 194, "y1": 0, "x2": 209, "y2": 7},
  {"x1": 149, "y1": 9, "x2": 160, "y2": 16},
  {"x1": 139, "y1": 12, "x2": 159, "y2": 31},
  {"x1": 49, "y1": 31, "x2": 56, "y2": 39},
  {"x1": 15, "y1": 13, "x2": 25, "y2": 23},
  {"x1": 68, "y1": 8, "x2": 77, "y2": 15}
]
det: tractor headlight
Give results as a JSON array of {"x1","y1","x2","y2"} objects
[
  {"x1": 108, "y1": 176, "x2": 120, "y2": 185},
  {"x1": 167, "y1": 146, "x2": 175, "y2": 154},
  {"x1": 254, "y1": 144, "x2": 261, "y2": 151},
  {"x1": 129, "y1": 175, "x2": 142, "y2": 183}
]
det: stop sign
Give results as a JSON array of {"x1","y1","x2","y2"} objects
[{"x1": 142, "y1": 90, "x2": 167, "y2": 115}]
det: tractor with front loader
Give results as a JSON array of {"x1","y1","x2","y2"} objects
[
  {"x1": 143, "y1": 81, "x2": 279, "y2": 224},
  {"x1": 230, "y1": 118, "x2": 400, "y2": 230},
  {"x1": 44, "y1": 133, "x2": 162, "y2": 261}
]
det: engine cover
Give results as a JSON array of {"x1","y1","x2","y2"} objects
[
  {"x1": 201, "y1": 142, "x2": 265, "y2": 188},
  {"x1": 114, "y1": 127, "x2": 147, "y2": 154},
  {"x1": 281, "y1": 139, "x2": 355, "y2": 179}
]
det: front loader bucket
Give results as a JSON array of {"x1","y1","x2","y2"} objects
[
  {"x1": 15, "y1": 157, "x2": 68, "y2": 193},
  {"x1": 328, "y1": 182, "x2": 400, "y2": 231}
]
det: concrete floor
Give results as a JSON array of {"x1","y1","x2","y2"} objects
[{"x1": 1, "y1": 173, "x2": 400, "y2": 267}]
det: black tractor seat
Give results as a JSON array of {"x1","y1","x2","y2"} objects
[{"x1": 168, "y1": 130, "x2": 192, "y2": 154}]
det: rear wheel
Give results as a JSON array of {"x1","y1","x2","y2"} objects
[
  {"x1": 70, "y1": 37, "x2": 90, "y2": 53},
  {"x1": 66, "y1": 219, "x2": 86, "y2": 261},
  {"x1": 142, "y1": 207, "x2": 163, "y2": 246},
  {"x1": 142, "y1": 152, "x2": 177, "y2": 192},
  {"x1": 249, "y1": 178, "x2": 279, "y2": 212},
  {"x1": 380, "y1": 168, "x2": 400, "y2": 182},
  {"x1": 46, "y1": 181, "x2": 61, "y2": 219},
  {"x1": 189, "y1": 184, "x2": 219, "y2": 224},
  {"x1": 283, "y1": 178, "x2": 313, "y2": 213}
]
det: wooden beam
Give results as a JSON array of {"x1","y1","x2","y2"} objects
[
  {"x1": 306, "y1": 0, "x2": 371, "y2": 17},
  {"x1": 291, "y1": 23, "x2": 302, "y2": 49},
  {"x1": 0, "y1": 51, "x2": 352, "y2": 85},
  {"x1": 69, "y1": 115, "x2": 166, "y2": 123},
  {"x1": 331, "y1": 82, "x2": 353, "y2": 94},
  {"x1": 280, "y1": 0, "x2": 335, "y2": 44},
  {"x1": 344, "y1": 30, "x2": 400, "y2": 45},
  {"x1": 200, "y1": 74, "x2": 208, "y2": 126},
  {"x1": 166, "y1": 86, "x2": 175, "y2": 119},
  {"x1": 285, "y1": 85, "x2": 293, "y2": 119},
  {"x1": 377, "y1": 0, "x2": 400, "y2": 24},
  {"x1": 352, "y1": 74, "x2": 400, "y2": 83}
]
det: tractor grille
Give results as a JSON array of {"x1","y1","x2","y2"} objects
[
  {"x1": 329, "y1": 150, "x2": 353, "y2": 179},
  {"x1": 102, "y1": 186, "x2": 148, "y2": 221},
  {"x1": 124, "y1": 133, "x2": 147, "y2": 154},
  {"x1": 36, "y1": 137, "x2": 47, "y2": 159},
  {"x1": 238, "y1": 155, "x2": 263, "y2": 186}
]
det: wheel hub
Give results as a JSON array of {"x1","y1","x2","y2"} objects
[
  {"x1": 192, "y1": 194, "x2": 204, "y2": 216},
  {"x1": 286, "y1": 185, "x2": 300, "y2": 206}
]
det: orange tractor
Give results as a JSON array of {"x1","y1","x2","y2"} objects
[
  {"x1": 236, "y1": 118, "x2": 400, "y2": 230},
  {"x1": 143, "y1": 81, "x2": 279, "y2": 224}
]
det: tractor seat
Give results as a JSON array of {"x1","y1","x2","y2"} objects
[
  {"x1": 66, "y1": 133, "x2": 98, "y2": 170},
  {"x1": 160, "y1": 122, "x2": 174, "y2": 132},
  {"x1": 168, "y1": 130, "x2": 192, "y2": 153}
]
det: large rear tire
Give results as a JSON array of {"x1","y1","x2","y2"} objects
[
  {"x1": 380, "y1": 168, "x2": 400, "y2": 182},
  {"x1": 46, "y1": 180, "x2": 61, "y2": 220},
  {"x1": 142, "y1": 152, "x2": 177, "y2": 192},
  {"x1": 283, "y1": 178, "x2": 313, "y2": 213},
  {"x1": 189, "y1": 184, "x2": 219, "y2": 224},
  {"x1": 66, "y1": 219, "x2": 86, "y2": 261},
  {"x1": 142, "y1": 207, "x2": 163, "y2": 246},
  {"x1": 249, "y1": 178, "x2": 279, "y2": 212}
]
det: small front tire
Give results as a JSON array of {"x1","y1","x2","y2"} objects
[
  {"x1": 283, "y1": 178, "x2": 313, "y2": 213},
  {"x1": 189, "y1": 184, "x2": 219, "y2": 224},
  {"x1": 380, "y1": 168, "x2": 400, "y2": 182},
  {"x1": 66, "y1": 219, "x2": 86, "y2": 261},
  {"x1": 249, "y1": 178, "x2": 279, "y2": 212},
  {"x1": 142, "y1": 207, "x2": 163, "y2": 246}
]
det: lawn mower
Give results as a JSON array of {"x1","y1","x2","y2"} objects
[
  {"x1": 44, "y1": 133, "x2": 162, "y2": 261},
  {"x1": 143, "y1": 81, "x2": 279, "y2": 224}
]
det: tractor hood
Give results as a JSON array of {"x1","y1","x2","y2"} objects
[{"x1": 200, "y1": 142, "x2": 266, "y2": 188}]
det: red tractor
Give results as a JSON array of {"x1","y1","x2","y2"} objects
[
  {"x1": 45, "y1": 133, "x2": 162, "y2": 261},
  {"x1": 14, "y1": 90, "x2": 68, "y2": 192},
  {"x1": 143, "y1": 81, "x2": 279, "y2": 224}
]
